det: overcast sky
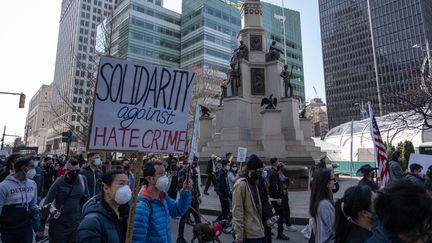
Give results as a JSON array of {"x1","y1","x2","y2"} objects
[{"x1": 0, "y1": 0, "x2": 323, "y2": 144}]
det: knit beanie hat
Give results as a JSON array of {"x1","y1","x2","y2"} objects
[{"x1": 246, "y1": 154, "x2": 264, "y2": 170}]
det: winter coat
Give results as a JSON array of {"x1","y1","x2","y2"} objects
[
  {"x1": 232, "y1": 178, "x2": 265, "y2": 239},
  {"x1": 76, "y1": 195, "x2": 128, "y2": 243},
  {"x1": 80, "y1": 165, "x2": 103, "y2": 197},
  {"x1": 0, "y1": 175, "x2": 38, "y2": 234},
  {"x1": 268, "y1": 167, "x2": 283, "y2": 199},
  {"x1": 358, "y1": 177, "x2": 378, "y2": 192},
  {"x1": 388, "y1": 160, "x2": 403, "y2": 184},
  {"x1": 132, "y1": 187, "x2": 192, "y2": 243},
  {"x1": 206, "y1": 159, "x2": 216, "y2": 175},
  {"x1": 315, "y1": 200, "x2": 335, "y2": 243},
  {"x1": 404, "y1": 173, "x2": 425, "y2": 187},
  {"x1": 217, "y1": 169, "x2": 230, "y2": 197}
]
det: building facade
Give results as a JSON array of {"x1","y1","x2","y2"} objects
[
  {"x1": 47, "y1": 0, "x2": 116, "y2": 154},
  {"x1": 319, "y1": 0, "x2": 432, "y2": 128},
  {"x1": 104, "y1": 0, "x2": 181, "y2": 67},
  {"x1": 25, "y1": 84, "x2": 52, "y2": 153}
]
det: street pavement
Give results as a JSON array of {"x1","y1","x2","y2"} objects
[
  {"x1": 199, "y1": 175, "x2": 361, "y2": 222},
  {"x1": 170, "y1": 215, "x2": 309, "y2": 243}
]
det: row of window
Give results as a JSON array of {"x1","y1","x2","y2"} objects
[
  {"x1": 129, "y1": 45, "x2": 180, "y2": 64},
  {"x1": 130, "y1": 17, "x2": 181, "y2": 38},
  {"x1": 130, "y1": 32, "x2": 180, "y2": 50},
  {"x1": 203, "y1": 5, "x2": 241, "y2": 26},
  {"x1": 131, "y1": 3, "x2": 180, "y2": 25}
]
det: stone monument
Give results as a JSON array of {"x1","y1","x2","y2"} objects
[{"x1": 199, "y1": 0, "x2": 321, "y2": 170}]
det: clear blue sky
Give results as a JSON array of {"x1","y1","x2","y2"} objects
[{"x1": 164, "y1": 0, "x2": 326, "y2": 102}]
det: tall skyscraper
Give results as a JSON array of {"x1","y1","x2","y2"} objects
[
  {"x1": 103, "y1": 0, "x2": 181, "y2": 67},
  {"x1": 319, "y1": 0, "x2": 432, "y2": 128},
  {"x1": 47, "y1": 0, "x2": 116, "y2": 154}
]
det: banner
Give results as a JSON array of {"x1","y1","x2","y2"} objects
[
  {"x1": 237, "y1": 147, "x2": 247, "y2": 162},
  {"x1": 88, "y1": 56, "x2": 196, "y2": 153}
]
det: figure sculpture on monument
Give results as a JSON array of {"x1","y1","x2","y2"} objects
[
  {"x1": 200, "y1": 105, "x2": 211, "y2": 117},
  {"x1": 260, "y1": 94, "x2": 278, "y2": 110},
  {"x1": 228, "y1": 63, "x2": 241, "y2": 96},
  {"x1": 231, "y1": 40, "x2": 248, "y2": 63},
  {"x1": 219, "y1": 79, "x2": 228, "y2": 106},
  {"x1": 266, "y1": 40, "x2": 282, "y2": 61},
  {"x1": 280, "y1": 65, "x2": 294, "y2": 98}
]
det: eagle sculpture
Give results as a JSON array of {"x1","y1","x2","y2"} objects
[
  {"x1": 260, "y1": 94, "x2": 277, "y2": 109},
  {"x1": 200, "y1": 105, "x2": 211, "y2": 117}
]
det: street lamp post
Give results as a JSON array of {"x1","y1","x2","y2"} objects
[{"x1": 412, "y1": 39, "x2": 431, "y2": 95}]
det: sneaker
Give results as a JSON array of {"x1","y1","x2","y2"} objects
[
  {"x1": 204, "y1": 191, "x2": 209, "y2": 195},
  {"x1": 277, "y1": 234, "x2": 290, "y2": 240},
  {"x1": 284, "y1": 225, "x2": 298, "y2": 232}
]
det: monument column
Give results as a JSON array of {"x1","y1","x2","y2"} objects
[{"x1": 260, "y1": 109, "x2": 285, "y2": 157}]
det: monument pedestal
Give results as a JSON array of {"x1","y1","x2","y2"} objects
[
  {"x1": 300, "y1": 118, "x2": 313, "y2": 141},
  {"x1": 260, "y1": 109, "x2": 285, "y2": 157},
  {"x1": 280, "y1": 98, "x2": 304, "y2": 141},
  {"x1": 199, "y1": 117, "x2": 213, "y2": 151}
]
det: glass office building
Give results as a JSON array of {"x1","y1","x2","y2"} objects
[
  {"x1": 107, "y1": 0, "x2": 181, "y2": 67},
  {"x1": 320, "y1": 0, "x2": 432, "y2": 128}
]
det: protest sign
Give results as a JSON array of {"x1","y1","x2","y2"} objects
[
  {"x1": 88, "y1": 56, "x2": 196, "y2": 153},
  {"x1": 237, "y1": 147, "x2": 247, "y2": 162}
]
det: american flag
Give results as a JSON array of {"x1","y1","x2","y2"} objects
[{"x1": 368, "y1": 103, "x2": 389, "y2": 187}]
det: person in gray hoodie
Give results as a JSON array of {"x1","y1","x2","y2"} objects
[
  {"x1": 0, "y1": 156, "x2": 39, "y2": 243},
  {"x1": 38, "y1": 158, "x2": 88, "y2": 243}
]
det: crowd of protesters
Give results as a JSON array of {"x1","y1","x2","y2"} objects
[{"x1": 0, "y1": 151, "x2": 431, "y2": 243}]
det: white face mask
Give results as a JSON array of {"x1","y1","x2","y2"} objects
[
  {"x1": 155, "y1": 175, "x2": 169, "y2": 192},
  {"x1": 94, "y1": 158, "x2": 102, "y2": 166},
  {"x1": 26, "y1": 168, "x2": 36, "y2": 179},
  {"x1": 115, "y1": 185, "x2": 132, "y2": 205}
]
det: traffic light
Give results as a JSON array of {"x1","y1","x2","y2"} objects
[
  {"x1": 62, "y1": 130, "x2": 72, "y2": 143},
  {"x1": 18, "y1": 94, "x2": 25, "y2": 108}
]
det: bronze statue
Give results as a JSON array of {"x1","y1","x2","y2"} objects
[
  {"x1": 200, "y1": 105, "x2": 211, "y2": 117},
  {"x1": 231, "y1": 40, "x2": 248, "y2": 63},
  {"x1": 299, "y1": 102, "x2": 309, "y2": 118},
  {"x1": 266, "y1": 40, "x2": 282, "y2": 61},
  {"x1": 280, "y1": 64, "x2": 293, "y2": 98},
  {"x1": 260, "y1": 94, "x2": 278, "y2": 109},
  {"x1": 219, "y1": 79, "x2": 228, "y2": 106},
  {"x1": 228, "y1": 63, "x2": 241, "y2": 96}
]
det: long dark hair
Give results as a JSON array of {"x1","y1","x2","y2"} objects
[
  {"x1": 334, "y1": 186, "x2": 373, "y2": 243},
  {"x1": 309, "y1": 168, "x2": 333, "y2": 218}
]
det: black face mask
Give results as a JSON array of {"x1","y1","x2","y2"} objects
[
  {"x1": 192, "y1": 163, "x2": 198, "y2": 169},
  {"x1": 124, "y1": 165, "x2": 130, "y2": 171},
  {"x1": 67, "y1": 170, "x2": 80, "y2": 182}
]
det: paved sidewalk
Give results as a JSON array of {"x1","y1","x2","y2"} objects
[{"x1": 199, "y1": 175, "x2": 360, "y2": 225}]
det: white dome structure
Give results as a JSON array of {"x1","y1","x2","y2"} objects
[{"x1": 321, "y1": 112, "x2": 432, "y2": 161}]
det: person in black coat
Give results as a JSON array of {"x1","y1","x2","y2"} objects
[
  {"x1": 216, "y1": 160, "x2": 230, "y2": 222},
  {"x1": 357, "y1": 164, "x2": 378, "y2": 192},
  {"x1": 405, "y1": 163, "x2": 425, "y2": 187},
  {"x1": 204, "y1": 155, "x2": 219, "y2": 195},
  {"x1": 268, "y1": 158, "x2": 290, "y2": 240},
  {"x1": 76, "y1": 170, "x2": 130, "y2": 243}
]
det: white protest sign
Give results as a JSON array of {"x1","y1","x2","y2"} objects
[
  {"x1": 88, "y1": 56, "x2": 196, "y2": 153},
  {"x1": 237, "y1": 147, "x2": 247, "y2": 162}
]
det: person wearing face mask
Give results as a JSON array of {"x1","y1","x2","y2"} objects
[
  {"x1": 216, "y1": 160, "x2": 231, "y2": 223},
  {"x1": 76, "y1": 170, "x2": 131, "y2": 243},
  {"x1": 80, "y1": 152, "x2": 104, "y2": 197},
  {"x1": 227, "y1": 162, "x2": 238, "y2": 194},
  {"x1": 232, "y1": 154, "x2": 273, "y2": 243},
  {"x1": 309, "y1": 168, "x2": 336, "y2": 243},
  {"x1": 132, "y1": 161, "x2": 192, "y2": 243},
  {"x1": 42, "y1": 156, "x2": 58, "y2": 197},
  {"x1": 268, "y1": 158, "x2": 290, "y2": 240},
  {"x1": 176, "y1": 157, "x2": 202, "y2": 243},
  {"x1": 38, "y1": 158, "x2": 89, "y2": 243},
  {"x1": 122, "y1": 159, "x2": 135, "y2": 189},
  {"x1": 334, "y1": 186, "x2": 375, "y2": 243},
  {"x1": 0, "y1": 156, "x2": 39, "y2": 243}
]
